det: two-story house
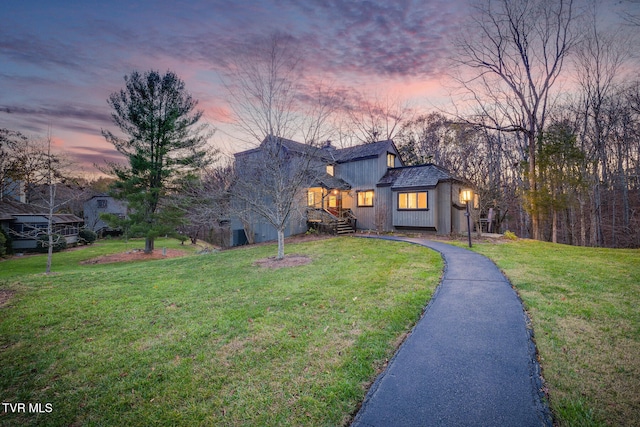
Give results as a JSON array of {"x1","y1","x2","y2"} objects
[
  {"x1": 83, "y1": 194, "x2": 128, "y2": 236},
  {"x1": 230, "y1": 137, "x2": 473, "y2": 246}
]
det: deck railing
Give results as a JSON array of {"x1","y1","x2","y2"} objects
[{"x1": 306, "y1": 208, "x2": 356, "y2": 234}]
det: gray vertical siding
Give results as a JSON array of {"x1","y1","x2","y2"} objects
[
  {"x1": 230, "y1": 139, "x2": 470, "y2": 244},
  {"x1": 230, "y1": 208, "x2": 308, "y2": 246},
  {"x1": 338, "y1": 157, "x2": 387, "y2": 231},
  {"x1": 377, "y1": 186, "x2": 393, "y2": 231},
  {"x1": 392, "y1": 189, "x2": 435, "y2": 228},
  {"x1": 83, "y1": 196, "x2": 128, "y2": 232},
  {"x1": 437, "y1": 183, "x2": 451, "y2": 233}
]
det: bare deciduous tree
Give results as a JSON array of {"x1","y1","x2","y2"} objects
[
  {"x1": 343, "y1": 91, "x2": 413, "y2": 144},
  {"x1": 223, "y1": 32, "x2": 339, "y2": 259},
  {"x1": 172, "y1": 162, "x2": 233, "y2": 246},
  {"x1": 451, "y1": 0, "x2": 578, "y2": 239},
  {"x1": 0, "y1": 129, "x2": 26, "y2": 200},
  {"x1": 572, "y1": 5, "x2": 634, "y2": 246},
  {"x1": 8, "y1": 132, "x2": 82, "y2": 274},
  {"x1": 0, "y1": 129, "x2": 58, "y2": 204}
]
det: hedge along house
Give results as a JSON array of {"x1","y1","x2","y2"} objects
[{"x1": 230, "y1": 138, "x2": 474, "y2": 246}]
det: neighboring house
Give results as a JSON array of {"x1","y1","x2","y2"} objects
[
  {"x1": 0, "y1": 178, "x2": 26, "y2": 203},
  {"x1": 83, "y1": 194, "x2": 128, "y2": 235},
  {"x1": 230, "y1": 138, "x2": 474, "y2": 246},
  {"x1": 0, "y1": 200, "x2": 83, "y2": 250}
]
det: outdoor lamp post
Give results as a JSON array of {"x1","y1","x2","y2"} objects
[{"x1": 461, "y1": 189, "x2": 473, "y2": 248}]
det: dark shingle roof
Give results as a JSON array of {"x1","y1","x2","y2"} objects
[
  {"x1": 0, "y1": 200, "x2": 42, "y2": 220},
  {"x1": 315, "y1": 174, "x2": 351, "y2": 190},
  {"x1": 236, "y1": 136, "x2": 334, "y2": 161},
  {"x1": 50, "y1": 214, "x2": 84, "y2": 224},
  {"x1": 235, "y1": 138, "x2": 398, "y2": 165},
  {"x1": 0, "y1": 200, "x2": 83, "y2": 223},
  {"x1": 335, "y1": 140, "x2": 392, "y2": 163},
  {"x1": 378, "y1": 164, "x2": 461, "y2": 189}
]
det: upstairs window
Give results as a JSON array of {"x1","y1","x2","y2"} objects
[
  {"x1": 398, "y1": 192, "x2": 428, "y2": 210},
  {"x1": 326, "y1": 164, "x2": 335, "y2": 176},
  {"x1": 97, "y1": 199, "x2": 108, "y2": 209},
  {"x1": 387, "y1": 153, "x2": 396, "y2": 168},
  {"x1": 357, "y1": 190, "x2": 374, "y2": 207}
]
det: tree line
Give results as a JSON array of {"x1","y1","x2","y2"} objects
[{"x1": 391, "y1": 0, "x2": 640, "y2": 248}]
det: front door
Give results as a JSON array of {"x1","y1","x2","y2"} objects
[{"x1": 327, "y1": 191, "x2": 342, "y2": 216}]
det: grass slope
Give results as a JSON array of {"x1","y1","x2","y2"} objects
[
  {"x1": 0, "y1": 237, "x2": 442, "y2": 426},
  {"x1": 0, "y1": 238, "x2": 200, "y2": 280},
  {"x1": 470, "y1": 239, "x2": 639, "y2": 427}
]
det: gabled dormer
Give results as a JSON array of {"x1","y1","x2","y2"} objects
[{"x1": 333, "y1": 140, "x2": 404, "y2": 186}]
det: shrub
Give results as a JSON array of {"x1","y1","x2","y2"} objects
[
  {"x1": 79, "y1": 229, "x2": 98, "y2": 245},
  {"x1": 0, "y1": 227, "x2": 12, "y2": 256},
  {"x1": 0, "y1": 230, "x2": 6, "y2": 257},
  {"x1": 35, "y1": 234, "x2": 67, "y2": 253},
  {"x1": 504, "y1": 230, "x2": 518, "y2": 240}
]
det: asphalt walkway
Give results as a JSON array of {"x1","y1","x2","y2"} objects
[{"x1": 351, "y1": 236, "x2": 552, "y2": 427}]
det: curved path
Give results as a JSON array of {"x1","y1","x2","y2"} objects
[{"x1": 351, "y1": 236, "x2": 552, "y2": 427}]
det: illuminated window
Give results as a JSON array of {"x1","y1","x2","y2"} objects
[
  {"x1": 357, "y1": 190, "x2": 374, "y2": 207},
  {"x1": 307, "y1": 191, "x2": 316, "y2": 207},
  {"x1": 326, "y1": 164, "x2": 334, "y2": 176},
  {"x1": 328, "y1": 196, "x2": 338, "y2": 208},
  {"x1": 387, "y1": 153, "x2": 396, "y2": 168},
  {"x1": 398, "y1": 192, "x2": 428, "y2": 210}
]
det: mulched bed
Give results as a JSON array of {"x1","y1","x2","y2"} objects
[
  {"x1": 80, "y1": 248, "x2": 189, "y2": 265},
  {"x1": 254, "y1": 254, "x2": 312, "y2": 269}
]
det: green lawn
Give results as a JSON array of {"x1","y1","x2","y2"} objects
[
  {"x1": 0, "y1": 237, "x2": 442, "y2": 426},
  {"x1": 469, "y1": 239, "x2": 640, "y2": 427},
  {"x1": 4, "y1": 236, "x2": 636, "y2": 426},
  {"x1": 0, "y1": 237, "x2": 202, "y2": 280}
]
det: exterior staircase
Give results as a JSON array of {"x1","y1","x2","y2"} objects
[
  {"x1": 307, "y1": 208, "x2": 356, "y2": 235},
  {"x1": 336, "y1": 218, "x2": 355, "y2": 235}
]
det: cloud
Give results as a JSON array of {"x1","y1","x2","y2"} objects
[
  {"x1": 0, "y1": 104, "x2": 111, "y2": 127},
  {"x1": 281, "y1": 0, "x2": 465, "y2": 78},
  {"x1": 0, "y1": 33, "x2": 85, "y2": 71},
  {"x1": 0, "y1": 0, "x2": 475, "y2": 163},
  {"x1": 69, "y1": 146, "x2": 126, "y2": 172}
]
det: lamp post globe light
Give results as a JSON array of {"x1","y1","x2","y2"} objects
[{"x1": 461, "y1": 189, "x2": 473, "y2": 248}]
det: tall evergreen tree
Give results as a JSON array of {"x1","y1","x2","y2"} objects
[{"x1": 102, "y1": 70, "x2": 213, "y2": 253}]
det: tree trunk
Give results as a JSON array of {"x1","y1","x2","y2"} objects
[
  {"x1": 566, "y1": 207, "x2": 573, "y2": 246},
  {"x1": 552, "y1": 208, "x2": 558, "y2": 244},
  {"x1": 579, "y1": 198, "x2": 586, "y2": 246},
  {"x1": 46, "y1": 158, "x2": 55, "y2": 274},
  {"x1": 276, "y1": 229, "x2": 285, "y2": 260},
  {"x1": 529, "y1": 134, "x2": 540, "y2": 240},
  {"x1": 145, "y1": 237, "x2": 154, "y2": 254},
  {"x1": 590, "y1": 183, "x2": 603, "y2": 247},
  {"x1": 46, "y1": 227, "x2": 53, "y2": 274},
  {"x1": 611, "y1": 190, "x2": 617, "y2": 246}
]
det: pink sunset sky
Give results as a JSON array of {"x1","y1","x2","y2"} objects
[{"x1": 1, "y1": 0, "x2": 637, "y2": 175}]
